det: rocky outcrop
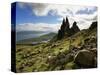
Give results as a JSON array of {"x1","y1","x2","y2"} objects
[
  {"x1": 57, "y1": 17, "x2": 80, "y2": 40},
  {"x1": 57, "y1": 17, "x2": 70, "y2": 40},
  {"x1": 56, "y1": 18, "x2": 97, "y2": 68},
  {"x1": 72, "y1": 35, "x2": 97, "y2": 68},
  {"x1": 71, "y1": 21, "x2": 80, "y2": 35},
  {"x1": 89, "y1": 21, "x2": 97, "y2": 30}
]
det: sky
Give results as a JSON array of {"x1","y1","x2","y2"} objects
[{"x1": 15, "y1": 2, "x2": 97, "y2": 32}]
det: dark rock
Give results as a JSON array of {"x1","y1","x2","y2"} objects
[
  {"x1": 74, "y1": 50, "x2": 95, "y2": 68},
  {"x1": 89, "y1": 21, "x2": 97, "y2": 30},
  {"x1": 90, "y1": 37, "x2": 97, "y2": 43},
  {"x1": 61, "y1": 18, "x2": 67, "y2": 31},
  {"x1": 17, "y1": 48, "x2": 23, "y2": 52},
  {"x1": 84, "y1": 38, "x2": 90, "y2": 43},
  {"x1": 71, "y1": 21, "x2": 80, "y2": 35},
  {"x1": 89, "y1": 48, "x2": 97, "y2": 57},
  {"x1": 57, "y1": 17, "x2": 71, "y2": 40},
  {"x1": 94, "y1": 57, "x2": 97, "y2": 67},
  {"x1": 59, "y1": 48, "x2": 63, "y2": 50},
  {"x1": 57, "y1": 30, "x2": 64, "y2": 40},
  {"x1": 57, "y1": 17, "x2": 80, "y2": 40},
  {"x1": 51, "y1": 44, "x2": 58, "y2": 48},
  {"x1": 65, "y1": 17, "x2": 70, "y2": 33},
  {"x1": 65, "y1": 53, "x2": 74, "y2": 62}
]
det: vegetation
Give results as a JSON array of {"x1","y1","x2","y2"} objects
[{"x1": 16, "y1": 18, "x2": 97, "y2": 72}]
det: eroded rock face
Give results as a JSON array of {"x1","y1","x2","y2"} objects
[
  {"x1": 89, "y1": 21, "x2": 97, "y2": 30},
  {"x1": 57, "y1": 29, "x2": 64, "y2": 40},
  {"x1": 61, "y1": 18, "x2": 67, "y2": 31},
  {"x1": 57, "y1": 17, "x2": 70, "y2": 40},
  {"x1": 71, "y1": 22, "x2": 80, "y2": 35},
  {"x1": 74, "y1": 50, "x2": 95, "y2": 68},
  {"x1": 65, "y1": 17, "x2": 70, "y2": 31},
  {"x1": 57, "y1": 17, "x2": 80, "y2": 40}
]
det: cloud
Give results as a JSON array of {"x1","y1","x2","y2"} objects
[
  {"x1": 16, "y1": 23, "x2": 60, "y2": 32},
  {"x1": 18, "y1": 3, "x2": 96, "y2": 16},
  {"x1": 76, "y1": 7, "x2": 97, "y2": 15},
  {"x1": 17, "y1": 2, "x2": 49, "y2": 16},
  {"x1": 18, "y1": 3, "x2": 97, "y2": 17},
  {"x1": 17, "y1": 2, "x2": 97, "y2": 30},
  {"x1": 77, "y1": 20, "x2": 92, "y2": 29}
]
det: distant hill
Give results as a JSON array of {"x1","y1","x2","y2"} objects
[
  {"x1": 16, "y1": 31, "x2": 48, "y2": 41},
  {"x1": 17, "y1": 32, "x2": 57, "y2": 44},
  {"x1": 17, "y1": 31, "x2": 45, "y2": 34}
]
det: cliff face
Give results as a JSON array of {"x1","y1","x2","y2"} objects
[
  {"x1": 89, "y1": 22, "x2": 97, "y2": 30},
  {"x1": 70, "y1": 21, "x2": 80, "y2": 35},
  {"x1": 57, "y1": 17, "x2": 80, "y2": 40}
]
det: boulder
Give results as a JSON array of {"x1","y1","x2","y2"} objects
[{"x1": 74, "y1": 50, "x2": 95, "y2": 68}]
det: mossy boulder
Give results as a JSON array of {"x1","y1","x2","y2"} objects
[{"x1": 74, "y1": 50, "x2": 95, "y2": 68}]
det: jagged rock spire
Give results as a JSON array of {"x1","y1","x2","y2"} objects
[
  {"x1": 61, "y1": 18, "x2": 66, "y2": 31},
  {"x1": 57, "y1": 17, "x2": 80, "y2": 40},
  {"x1": 66, "y1": 16, "x2": 70, "y2": 28},
  {"x1": 57, "y1": 17, "x2": 70, "y2": 40},
  {"x1": 61, "y1": 17, "x2": 70, "y2": 32},
  {"x1": 89, "y1": 21, "x2": 97, "y2": 30},
  {"x1": 71, "y1": 21, "x2": 80, "y2": 34},
  {"x1": 62, "y1": 18, "x2": 66, "y2": 25},
  {"x1": 65, "y1": 16, "x2": 70, "y2": 35}
]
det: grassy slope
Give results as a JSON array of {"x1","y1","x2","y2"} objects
[{"x1": 16, "y1": 27, "x2": 97, "y2": 72}]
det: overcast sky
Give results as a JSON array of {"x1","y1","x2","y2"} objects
[{"x1": 15, "y1": 2, "x2": 97, "y2": 32}]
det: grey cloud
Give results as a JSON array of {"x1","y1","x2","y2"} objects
[
  {"x1": 83, "y1": 15, "x2": 97, "y2": 22},
  {"x1": 76, "y1": 7, "x2": 97, "y2": 15}
]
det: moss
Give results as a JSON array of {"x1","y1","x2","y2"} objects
[{"x1": 64, "y1": 61, "x2": 80, "y2": 69}]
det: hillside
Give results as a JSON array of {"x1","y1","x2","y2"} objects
[
  {"x1": 16, "y1": 17, "x2": 97, "y2": 72},
  {"x1": 16, "y1": 31, "x2": 47, "y2": 41},
  {"x1": 17, "y1": 31, "x2": 46, "y2": 35},
  {"x1": 17, "y1": 32, "x2": 57, "y2": 44}
]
